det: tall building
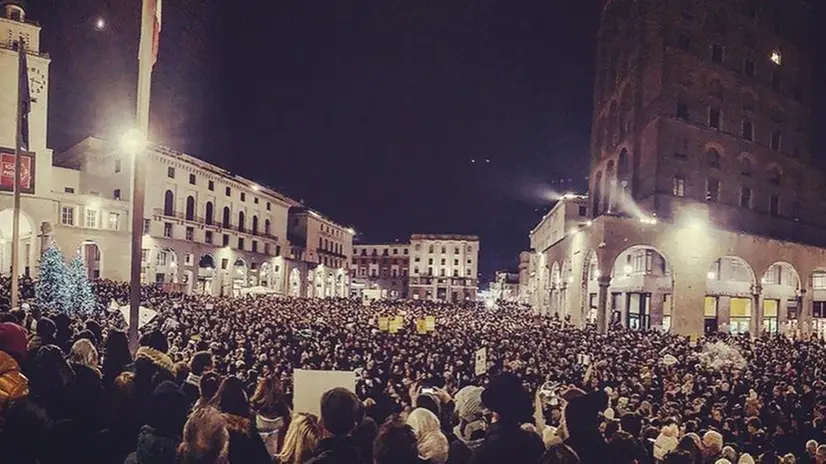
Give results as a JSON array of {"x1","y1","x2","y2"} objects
[
  {"x1": 352, "y1": 234, "x2": 480, "y2": 302},
  {"x1": 0, "y1": 2, "x2": 353, "y2": 297},
  {"x1": 528, "y1": 0, "x2": 826, "y2": 336}
]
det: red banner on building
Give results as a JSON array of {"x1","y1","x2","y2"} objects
[{"x1": 0, "y1": 149, "x2": 35, "y2": 194}]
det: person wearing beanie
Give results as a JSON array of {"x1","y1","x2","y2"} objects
[
  {"x1": 473, "y1": 373, "x2": 544, "y2": 464},
  {"x1": 563, "y1": 389, "x2": 611, "y2": 464},
  {"x1": 125, "y1": 381, "x2": 189, "y2": 464},
  {"x1": 654, "y1": 423, "x2": 680, "y2": 461},
  {"x1": 0, "y1": 321, "x2": 27, "y2": 366},
  {"x1": 738, "y1": 453, "x2": 755, "y2": 464},
  {"x1": 183, "y1": 351, "x2": 212, "y2": 407},
  {"x1": 27, "y1": 316, "x2": 56, "y2": 355},
  {"x1": 450, "y1": 385, "x2": 486, "y2": 463}
]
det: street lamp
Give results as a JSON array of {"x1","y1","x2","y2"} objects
[{"x1": 122, "y1": 128, "x2": 147, "y2": 352}]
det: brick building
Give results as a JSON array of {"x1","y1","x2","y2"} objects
[{"x1": 527, "y1": 0, "x2": 826, "y2": 336}]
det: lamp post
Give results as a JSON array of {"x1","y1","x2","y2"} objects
[{"x1": 122, "y1": 129, "x2": 146, "y2": 351}]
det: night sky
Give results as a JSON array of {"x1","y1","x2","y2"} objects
[{"x1": 25, "y1": 0, "x2": 826, "y2": 280}]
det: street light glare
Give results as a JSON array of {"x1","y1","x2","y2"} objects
[
  {"x1": 94, "y1": 17, "x2": 106, "y2": 31},
  {"x1": 122, "y1": 129, "x2": 146, "y2": 155}
]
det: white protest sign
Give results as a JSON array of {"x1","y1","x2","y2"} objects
[
  {"x1": 475, "y1": 347, "x2": 487, "y2": 376},
  {"x1": 119, "y1": 305, "x2": 158, "y2": 328},
  {"x1": 205, "y1": 303, "x2": 214, "y2": 310},
  {"x1": 293, "y1": 369, "x2": 356, "y2": 417}
]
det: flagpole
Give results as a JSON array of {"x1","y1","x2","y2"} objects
[
  {"x1": 129, "y1": 0, "x2": 154, "y2": 351},
  {"x1": 10, "y1": 40, "x2": 25, "y2": 310}
]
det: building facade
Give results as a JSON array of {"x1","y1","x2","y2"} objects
[
  {"x1": 490, "y1": 270, "x2": 520, "y2": 302},
  {"x1": 408, "y1": 234, "x2": 479, "y2": 301},
  {"x1": 528, "y1": 0, "x2": 826, "y2": 336},
  {"x1": 0, "y1": 2, "x2": 353, "y2": 297},
  {"x1": 350, "y1": 243, "x2": 410, "y2": 300}
]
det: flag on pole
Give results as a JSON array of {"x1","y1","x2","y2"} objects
[
  {"x1": 17, "y1": 41, "x2": 30, "y2": 152},
  {"x1": 139, "y1": 0, "x2": 163, "y2": 67}
]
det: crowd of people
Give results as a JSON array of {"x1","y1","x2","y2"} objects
[{"x1": 1, "y1": 279, "x2": 826, "y2": 463}]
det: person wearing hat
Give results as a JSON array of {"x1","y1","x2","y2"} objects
[
  {"x1": 563, "y1": 389, "x2": 611, "y2": 464},
  {"x1": 449, "y1": 385, "x2": 486, "y2": 464},
  {"x1": 124, "y1": 381, "x2": 189, "y2": 464},
  {"x1": 472, "y1": 373, "x2": 544, "y2": 464}
]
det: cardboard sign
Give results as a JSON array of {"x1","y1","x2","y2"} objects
[
  {"x1": 389, "y1": 316, "x2": 404, "y2": 333},
  {"x1": 293, "y1": 369, "x2": 356, "y2": 417},
  {"x1": 425, "y1": 316, "x2": 436, "y2": 331},
  {"x1": 378, "y1": 317, "x2": 390, "y2": 331},
  {"x1": 689, "y1": 334, "x2": 699, "y2": 347},
  {"x1": 475, "y1": 347, "x2": 487, "y2": 376},
  {"x1": 119, "y1": 305, "x2": 158, "y2": 328},
  {"x1": 416, "y1": 319, "x2": 427, "y2": 334}
]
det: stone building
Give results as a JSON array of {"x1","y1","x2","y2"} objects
[
  {"x1": 528, "y1": 0, "x2": 826, "y2": 336},
  {"x1": 0, "y1": 1, "x2": 353, "y2": 296},
  {"x1": 408, "y1": 234, "x2": 479, "y2": 301},
  {"x1": 350, "y1": 243, "x2": 410, "y2": 300}
]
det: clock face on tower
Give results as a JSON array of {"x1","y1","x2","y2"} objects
[{"x1": 28, "y1": 66, "x2": 46, "y2": 97}]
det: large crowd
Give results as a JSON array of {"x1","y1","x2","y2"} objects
[{"x1": 1, "y1": 279, "x2": 826, "y2": 463}]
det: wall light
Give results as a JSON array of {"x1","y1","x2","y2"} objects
[{"x1": 707, "y1": 271, "x2": 716, "y2": 280}]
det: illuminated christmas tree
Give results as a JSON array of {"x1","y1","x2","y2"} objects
[{"x1": 35, "y1": 245, "x2": 70, "y2": 312}]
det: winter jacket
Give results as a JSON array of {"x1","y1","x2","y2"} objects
[
  {"x1": 470, "y1": 422, "x2": 544, "y2": 464},
  {"x1": 0, "y1": 350, "x2": 28, "y2": 412},
  {"x1": 123, "y1": 425, "x2": 180, "y2": 464},
  {"x1": 304, "y1": 436, "x2": 367, "y2": 464},
  {"x1": 224, "y1": 413, "x2": 272, "y2": 464}
]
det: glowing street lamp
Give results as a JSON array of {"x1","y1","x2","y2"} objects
[{"x1": 121, "y1": 128, "x2": 146, "y2": 155}]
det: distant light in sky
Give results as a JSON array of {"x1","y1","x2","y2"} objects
[{"x1": 94, "y1": 17, "x2": 106, "y2": 31}]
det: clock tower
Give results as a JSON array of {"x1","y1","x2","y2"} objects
[{"x1": 0, "y1": 0, "x2": 52, "y2": 194}]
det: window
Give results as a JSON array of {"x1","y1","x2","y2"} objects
[
  {"x1": 440, "y1": 268, "x2": 445, "y2": 277},
  {"x1": 708, "y1": 149, "x2": 720, "y2": 168},
  {"x1": 64, "y1": 187, "x2": 75, "y2": 193},
  {"x1": 275, "y1": 245, "x2": 281, "y2": 257},
  {"x1": 742, "y1": 121, "x2": 754, "y2": 141},
  {"x1": 108, "y1": 212, "x2": 119, "y2": 230},
  {"x1": 163, "y1": 222, "x2": 172, "y2": 237},
  {"x1": 440, "y1": 258, "x2": 446, "y2": 265},
  {"x1": 771, "y1": 131, "x2": 782, "y2": 151},
  {"x1": 60, "y1": 206, "x2": 74, "y2": 225},
  {"x1": 466, "y1": 269, "x2": 472, "y2": 276},
  {"x1": 114, "y1": 159, "x2": 122, "y2": 173},
  {"x1": 672, "y1": 176, "x2": 686, "y2": 197},
  {"x1": 157, "y1": 251, "x2": 168, "y2": 266},
  {"x1": 238, "y1": 238, "x2": 245, "y2": 250},
  {"x1": 769, "y1": 167, "x2": 781, "y2": 186},
  {"x1": 189, "y1": 173, "x2": 196, "y2": 185},
  {"x1": 225, "y1": 186, "x2": 231, "y2": 196},
  {"x1": 706, "y1": 178, "x2": 720, "y2": 202},
  {"x1": 674, "y1": 137, "x2": 688, "y2": 159},
  {"x1": 441, "y1": 247, "x2": 446, "y2": 253},
  {"x1": 163, "y1": 190, "x2": 174, "y2": 216},
  {"x1": 772, "y1": 71, "x2": 781, "y2": 91},
  {"x1": 428, "y1": 245, "x2": 434, "y2": 253},
  {"x1": 266, "y1": 202, "x2": 271, "y2": 211},
  {"x1": 813, "y1": 272, "x2": 826, "y2": 290},
  {"x1": 222, "y1": 234, "x2": 229, "y2": 247},
  {"x1": 143, "y1": 219, "x2": 151, "y2": 234},
  {"x1": 221, "y1": 258, "x2": 229, "y2": 270},
  {"x1": 579, "y1": 206, "x2": 588, "y2": 216},
  {"x1": 141, "y1": 249, "x2": 148, "y2": 263},
  {"x1": 404, "y1": 248, "x2": 408, "y2": 255},
  {"x1": 743, "y1": 58, "x2": 755, "y2": 77},
  {"x1": 676, "y1": 100, "x2": 689, "y2": 120},
  {"x1": 240, "y1": 192, "x2": 246, "y2": 202},
  {"x1": 677, "y1": 31, "x2": 691, "y2": 50},
  {"x1": 771, "y1": 50, "x2": 782, "y2": 66},
  {"x1": 85, "y1": 209, "x2": 98, "y2": 228},
  {"x1": 185, "y1": 226, "x2": 194, "y2": 241},
  {"x1": 428, "y1": 267, "x2": 433, "y2": 276},
  {"x1": 740, "y1": 157, "x2": 752, "y2": 176},
  {"x1": 711, "y1": 43, "x2": 724, "y2": 63},
  {"x1": 113, "y1": 188, "x2": 121, "y2": 200},
  {"x1": 167, "y1": 167, "x2": 175, "y2": 178},
  {"x1": 740, "y1": 187, "x2": 752, "y2": 208},
  {"x1": 252, "y1": 241, "x2": 258, "y2": 253},
  {"x1": 207, "y1": 180, "x2": 214, "y2": 191},
  {"x1": 454, "y1": 259, "x2": 459, "y2": 266},
  {"x1": 770, "y1": 195, "x2": 780, "y2": 217},
  {"x1": 709, "y1": 108, "x2": 721, "y2": 130},
  {"x1": 428, "y1": 258, "x2": 433, "y2": 265},
  {"x1": 815, "y1": 302, "x2": 826, "y2": 319},
  {"x1": 205, "y1": 230, "x2": 213, "y2": 244}
]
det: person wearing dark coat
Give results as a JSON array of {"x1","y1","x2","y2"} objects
[
  {"x1": 305, "y1": 387, "x2": 368, "y2": 464},
  {"x1": 471, "y1": 373, "x2": 544, "y2": 464},
  {"x1": 213, "y1": 376, "x2": 271, "y2": 464},
  {"x1": 563, "y1": 390, "x2": 612, "y2": 464},
  {"x1": 182, "y1": 351, "x2": 212, "y2": 408},
  {"x1": 124, "y1": 381, "x2": 189, "y2": 464}
]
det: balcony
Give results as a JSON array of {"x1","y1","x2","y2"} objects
[{"x1": 152, "y1": 208, "x2": 281, "y2": 241}]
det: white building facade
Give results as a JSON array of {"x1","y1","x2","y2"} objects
[
  {"x1": 350, "y1": 243, "x2": 410, "y2": 300},
  {"x1": 408, "y1": 234, "x2": 479, "y2": 302}
]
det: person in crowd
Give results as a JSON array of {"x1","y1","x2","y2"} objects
[
  {"x1": 656, "y1": 423, "x2": 681, "y2": 461},
  {"x1": 563, "y1": 389, "x2": 611, "y2": 464},
  {"x1": 125, "y1": 380, "x2": 188, "y2": 464},
  {"x1": 540, "y1": 443, "x2": 581, "y2": 464},
  {"x1": 212, "y1": 376, "x2": 271, "y2": 463},
  {"x1": 305, "y1": 387, "x2": 366, "y2": 463},
  {"x1": 407, "y1": 407, "x2": 450, "y2": 463},
  {"x1": 0, "y1": 327, "x2": 28, "y2": 418},
  {"x1": 193, "y1": 371, "x2": 221, "y2": 411},
  {"x1": 26, "y1": 316, "x2": 55, "y2": 355},
  {"x1": 102, "y1": 329, "x2": 133, "y2": 391},
  {"x1": 275, "y1": 412, "x2": 321, "y2": 464},
  {"x1": 352, "y1": 408, "x2": 379, "y2": 464},
  {"x1": 449, "y1": 385, "x2": 486, "y2": 463},
  {"x1": 703, "y1": 431, "x2": 724, "y2": 463},
  {"x1": 473, "y1": 373, "x2": 545, "y2": 464},
  {"x1": 177, "y1": 406, "x2": 230, "y2": 464},
  {"x1": 250, "y1": 375, "x2": 291, "y2": 458},
  {"x1": 183, "y1": 351, "x2": 212, "y2": 407},
  {"x1": 374, "y1": 416, "x2": 430, "y2": 464}
]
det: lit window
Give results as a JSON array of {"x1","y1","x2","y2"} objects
[
  {"x1": 813, "y1": 272, "x2": 826, "y2": 290},
  {"x1": 167, "y1": 167, "x2": 175, "y2": 178},
  {"x1": 672, "y1": 176, "x2": 686, "y2": 197},
  {"x1": 771, "y1": 50, "x2": 782, "y2": 66},
  {"x1": 108, "y1": 212, "x2": 119, "y2": 230},
  {"x1": 60, "y1": 206, "x2": 74, "y2": 225},
  {"x1": 85, "y1": 209, "x2": 98, "y2": 228},
  {"x1": 157, "y1": 251, "x2": 168, "y2": 266},
  {"x1": 164, "y1": 222, "x2": 173, "y2": 237},
  {"x1": 186, "y1": 226, "x2": 194, "y2": 241}
]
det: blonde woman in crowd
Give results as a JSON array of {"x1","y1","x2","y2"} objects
[
  {"x1": 276, "y1": 412, "x2": 322, "y2": 464},
  {"x1": 406, "y1": 408, "x2": 449, "y2": 464}
]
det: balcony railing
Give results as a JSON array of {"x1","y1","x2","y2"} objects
[{"x1": 151, "y1": 208, "x2": 280, "y2": 241}]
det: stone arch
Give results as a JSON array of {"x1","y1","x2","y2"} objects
[
  {"x1": 205, "y1": 201, "x2": 214, "y2": 225},
  {"x1": 196, "y1": 253, "x2": 216, "y2": 295},
  {"x1": 78, "y1": 240, "x2": 102, "y2": 279},
  {"x1": 326, "y1": 271, "x2": 335, "y2": 298},
  {"x1": 185, "y1": 195, "x2": 195, "y2": 221},
  {"x1": 608, "y1": 245, "x2": 675, "y2": 331},
  {"x1": 259, "y1": 261, "x2": 271, "y2": 287},
  {"x1": 580, "y1": 250, "x2": 602, "y2": 325},
  {"x1": 154, "y1": 247, "x2": 179, "y2": 284},
  {"x1": 759, "y1": 261, "x2": 800, "y2": 335},
  {"x1": 705, "y1": 255, "x2": 756, "y2": 335},
  {"x1": 163, "y1": 190, "x2": 175, "y2": 216},
  {"x1": 0, "y1": 208, "x2": 35, "y2": 277},
  {"x1": 233, "y1": 257, "x2": 248, "y2": 293},
  {"x1": 252, "y1": 215, "x2": 259, "y2": 235},
  {"x1": 238, "y1": 211, "x2": 246, "y2": 232},
  {"x1": 289, "y1": 267, "x2": 302, "y2": 297}
]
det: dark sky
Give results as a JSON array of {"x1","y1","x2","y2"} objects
[{"x1": 27, "y1": 0, "x2": 826, "y2": 280}]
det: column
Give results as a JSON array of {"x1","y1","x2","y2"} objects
[
  {"x1": 546, "y1": 285, "x2": 556, "y2": 317},
  {"x1": 752, "y1": 285, "x2": 763, "y2": 336},
  {"x1": 596, "y1": 276, "x2": 611, "y2": 333},
  {"x1": 800, "y1": 289, "x2": 812, "y2": 337}
]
